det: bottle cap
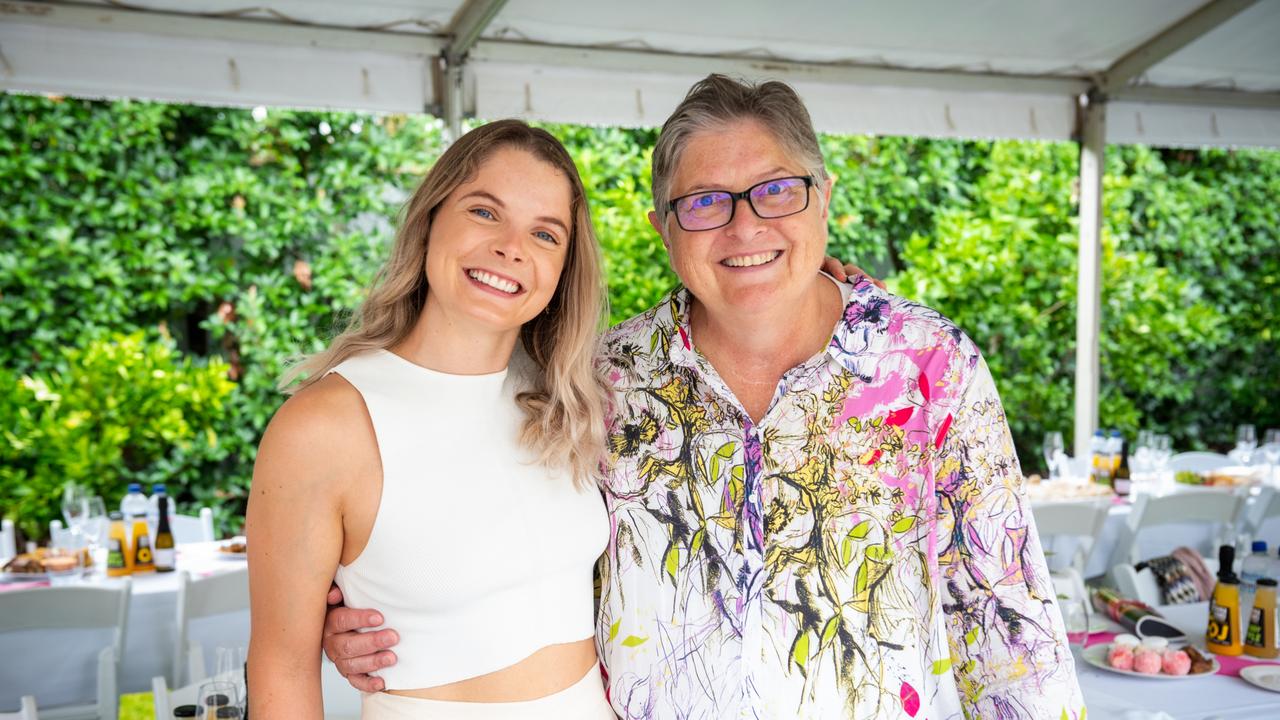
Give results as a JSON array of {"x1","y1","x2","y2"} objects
[
  {"x1": 153, "y1": 483, "x2": 166, "y2": 493},
  {"x1": 1218, "y1": 545, "x2": 1240, "y2": 583},
  {"x1": 1252, "y1": 541, "x2": 1268, "y2": 553},
  {"x1": 1259, "y1": 578, "x2": 1278, "y2": 587},
  {"x1": 1109, "y1": 429, "x2": 1122, "y2": 437},
  {"x1": 172, "y1": 706, "x2": 199, "y2": 718},
  {"x1": 109, "y1": 511, "x2": 123, "y2": 521},
  {"x1": 127, "y1": 483, "x2": 142, "y2": 492},
  {"x1": 1094, "y1": 430, "x2": 1105, "y2": 437}
]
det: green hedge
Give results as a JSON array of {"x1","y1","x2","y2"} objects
[{"x1": 2, "y1": 94, "x2": 1276, "y2": 537}]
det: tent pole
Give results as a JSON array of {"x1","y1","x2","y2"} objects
[
  {"x1": 1073, "y1": 91, "x2": 1106, "y2": 463},
  {"x1": 443, "y1": 60, "x2": 464, "y2": 144}
]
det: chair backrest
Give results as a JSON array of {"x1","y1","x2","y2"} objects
[
  {"x1": 1032, "y1": 500, "x2": 1111, "y2": 577},
  {"x1": 151, "y1": 675, "x2": 171, "y2": 720},
  {"x1": 174, "y1": 567, "x2": 249, "y2": 685},
  {"x1": 1243, "y1": 486, "x2": 1280, "y2": 543},
  {"x1": 0, "y1": 519, "x2": 14, "y2": 559},
  {"x1": 0, "y1": 580, "x2": 130, "y2": 719},
  {"x1": 1115, "y1": 491, "x2": 1247, "y2": 566},
  {"x1": 171, "y1": 508, "x2": 216, "y2": 544},
  {"x1": 1168, "y1": 451, "x2": 1231, "y2": 473},
  {"x1": 0, "y1": 696, "x2": 37, "y2": 720}
]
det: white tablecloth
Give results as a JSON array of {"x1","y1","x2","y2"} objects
[
  {"x1": 1078, "y1": 602, "x2": 1280, "y2": 720},
  {"x1": 1, "y1": 541, "x2": 248, "y2": 707}
]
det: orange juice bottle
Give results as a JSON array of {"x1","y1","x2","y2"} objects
[
  {"x1": 106, "y1": 512, "x2": 132, "y2": 577},
  {"x1": 130, "y1": 516, "x2": 155, "y2": 573},
  {"x1": 1207, "y1": 545, "x2": 1244, "y2": 656}
]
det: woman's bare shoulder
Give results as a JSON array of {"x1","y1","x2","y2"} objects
[{"x1": 257, "y1": 374, "x2": 378, "y2": 482}]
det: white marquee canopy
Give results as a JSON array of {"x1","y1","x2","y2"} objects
[{"x1": 3, "y1": 0, "x2": 1279, "y2": 456}]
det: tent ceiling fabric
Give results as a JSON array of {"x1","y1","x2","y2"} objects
[{"x1": 1, "y1": 0, "x2": 1278, "y2": 147}]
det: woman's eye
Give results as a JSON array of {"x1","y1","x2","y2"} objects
[
  {"x1": 535, "y1": 231, "x2": 559, "y2": 244},
  {"x1": 695, "y1": 195, "x2": 715, "y2": 208},
  {"x1": 471, "y1": 208, "x2": 495, "y2": 220},
  {"x1": 765, "y1": 183, "x2": 783, "y2": 195}
]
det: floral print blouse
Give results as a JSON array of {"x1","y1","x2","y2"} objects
[{"x1": 595, "y1": 276, "x2": 1084, "y2": 719}]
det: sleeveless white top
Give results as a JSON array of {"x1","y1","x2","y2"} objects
[{"x1": 330, "y1": 349, "x2": 608, "y2": 690}]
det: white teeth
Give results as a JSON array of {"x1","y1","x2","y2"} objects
[
  {"x1": 467, "y1": 270, "x2": 520, "y2": 294},
  {"x1": 722, "y1": 251, "x2": 781, "y2": 268}
]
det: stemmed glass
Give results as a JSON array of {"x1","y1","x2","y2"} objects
[
  {"x1": 1262, "y1": 429, "x2": 1280, "y2": 485},
  {"x1": 83, "y1": 496, "x2": 109, "y2": 575},
  {"x1": 1060, "y1": 595, "x2": 1091, "y2": 654},
  {"x1": 1237, "y1": 424, "x2": 1258, "y2": 464},
  {"x1": 60, "y1": 484, "x2": 89, "y2": 561},
  {"x1": 1043, "y1": 431, "x2": 1065, "y2": 481}
]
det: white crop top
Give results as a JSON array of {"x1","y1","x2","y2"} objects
[{"x1": 330, "y1": 349, "x2": 608, "y2": 690}]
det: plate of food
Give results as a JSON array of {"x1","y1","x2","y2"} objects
[
  {"x1": 1, "y1": 550, "x2": 81, "y2": 581},
  {"x1": 1082, "y1": 635, "x2": 1219, "y2": 679},
  {"x1": 217, "y1": 539, "x2": 247, "y2": 560}
]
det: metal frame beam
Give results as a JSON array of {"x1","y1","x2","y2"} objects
[
  {"x1": 471, "y1": 39, "x2": 1091, "y2": 98},
  {"x1": 1112, "y1": 85, "x2": 1280, "y2": 111},
  {"x1": 1101, "y1": 0, "x2": 1260, "y2": 93},
  {"x1": 1073, "y1": 92, "x2": 1106, "y2": 463},
  {"x1": 439, "y1": 0, "x2": 509, "y2": 142}
]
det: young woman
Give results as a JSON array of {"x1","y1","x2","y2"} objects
[{"x1": 246, "y1": 120, "x2": 616, "y2": 719}]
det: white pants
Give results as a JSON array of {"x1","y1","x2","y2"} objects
[{"x1": 360, "y1": 665, "x2": 615, "y2": 719}]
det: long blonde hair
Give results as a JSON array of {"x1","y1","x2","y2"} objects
[{"x1": 281, "y1": 119, "x2": 608, "y2": 487}]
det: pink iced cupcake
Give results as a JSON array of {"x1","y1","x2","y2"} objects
[
  {"x1": 1161, "y1": 649, "x2": 1191, "y2": 675},
  {"x1": 1133, "y1": 648, "x2": 1163, "y2": 674},
  {"x1": 1107, "y1": 645, "x2": 1135, "y2": 671}
]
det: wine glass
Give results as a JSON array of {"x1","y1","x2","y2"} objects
[
  {"x1": 61, "y1": 483, "x2": 88, "y2": 533},
  {"x1": 83, "y1": 496, "x2": 108, "y2": 574},
  {"x1": 199, "y1": 680, "x2": 238, "y2": 719},
  {"x1": 1043, "y1": 432, "x2": 1065, "y2": 481},
  {"x1": 1060, "y1": 596, "x2": 1091, "y2": 654},
  {"x1": 1262, "y1": 429, "x2": 1280, "y2": 485},
  {"x1": 1237, "y1": 424, "x2": 1258, "y2": 464}
]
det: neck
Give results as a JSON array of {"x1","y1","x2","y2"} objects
[
  {"x1": 691, "y1": 275, "x2": 840, "y2": 373},
  {"x1": 393, "y1": 298, "x2": 518, "y2": 375}
]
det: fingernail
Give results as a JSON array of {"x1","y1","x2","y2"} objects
[
  {"x1": 381, "y1": 655, "x2": 393, "y2": 667},
  {"x1": 370, "y1": 613, "x2": 383, "y2": 625}
]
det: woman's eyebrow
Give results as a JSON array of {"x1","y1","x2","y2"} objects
[{"x1": 457, "y1": 190, "x2": 506, "y2": 207}]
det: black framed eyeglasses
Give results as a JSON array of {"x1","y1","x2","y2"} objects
[{"x1": 667, "y1": 175, "x2": 815, "y2": 232}]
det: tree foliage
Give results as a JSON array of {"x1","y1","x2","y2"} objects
[{"x1": 2, "y1": 94, "x2": 1276, "y2": 537}]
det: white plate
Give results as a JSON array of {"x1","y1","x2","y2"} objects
[
  {"x1": 216, "y1": 551, "x2": 247, "y2": 561},
  {"x1": 1239, "y1": 664, "x2": 1280, "y2": 693},
  {"x1": 1082, "y1": 643, "x2": 1220, "y2": 679}
]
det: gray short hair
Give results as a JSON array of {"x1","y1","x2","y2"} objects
[{"x1": 652, "y1": 74, "x2": 829, "y2": 221}]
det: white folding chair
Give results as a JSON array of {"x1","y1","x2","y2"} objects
[
  {"x1": 1243, "y1": 486, "x2": 1280, "y2": 545},
  {"x1": 1032, "y1": 500, "x2": 1111, "y2": 579},
  {"x1": 1109, "y1": 491, "x2": 1247, "y2": 572},
  {"x1": 150, "y1": 676, "x2": 171, "y2": 720},
  {"x1": 171, "y1": 508, "x2": 217, "y2": 544},
  {"x1": 0, "y1": 696, "x2": 37, "y2": 720},
  {"x1": 174, "y1": 567, "x2": 249, "y2": 685},
  {"x1": 0, "y1": 579, "x2": 131, "y2": 720},
  {"x1": 1, "y1": 519, "x2": 15, "y2": 559},
  {"x1": 1168, "y1": 451, "x2": 1232, "y2": 474}
]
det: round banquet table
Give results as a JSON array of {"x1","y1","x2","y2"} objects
[{"x1": 0, "y1": 541, "x2": 249, "y2": 703}]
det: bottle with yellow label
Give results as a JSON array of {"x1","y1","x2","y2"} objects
[
  {"x1": 1245, "y1": 577, "x2": 1279, "y2": 659},
  {"x1": 106, "y1": 511, "x2": 132, "y2": 577},
  {"x1": 130, "y1": 516, "x2": 155, "y2": 573},
  {"x1": 1206, "y1": 544, "x2": 1243, "y2": 656}
]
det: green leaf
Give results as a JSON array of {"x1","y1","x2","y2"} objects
[
  {"x1": 608, "y1": 619, "x2": 621, "y2": 642},
  {"x1": 792, "y1": 630, "x2": 811, "y2": 671},
  {"x1": 820, "y1": 615, "x2": 840, "y2": 649},
  {"x1": 931, "y1": 657, "x2": 952, "y2": 675},
  {"x1": 892, "y1": 516, "x2": 917, "y2": 534},
  {"x1": 621, "y1": 635, "x2": 648, "y2": 647},
  {"x1": 715, "y1": 441, "x2": 736, "y2": 459},
  {"x1": 965, "y1": 627, "x2": 979, "y2": 646},
  {"x1": 664, "y1": 543, "x2": 679, "y2": 579},
  {"x1": 848, "y1": 519, "x2": 873, "y2": 540},
  {"x1": 840, "y1": 536, "x2": 854, "y2": 567},
  {"x1": 690, "y1": 528, "x2": 705, "y2": 555}
]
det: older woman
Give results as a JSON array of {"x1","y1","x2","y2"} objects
[{"x1": 327, "y1": 76, "x2": 1084, "y2": 719}]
